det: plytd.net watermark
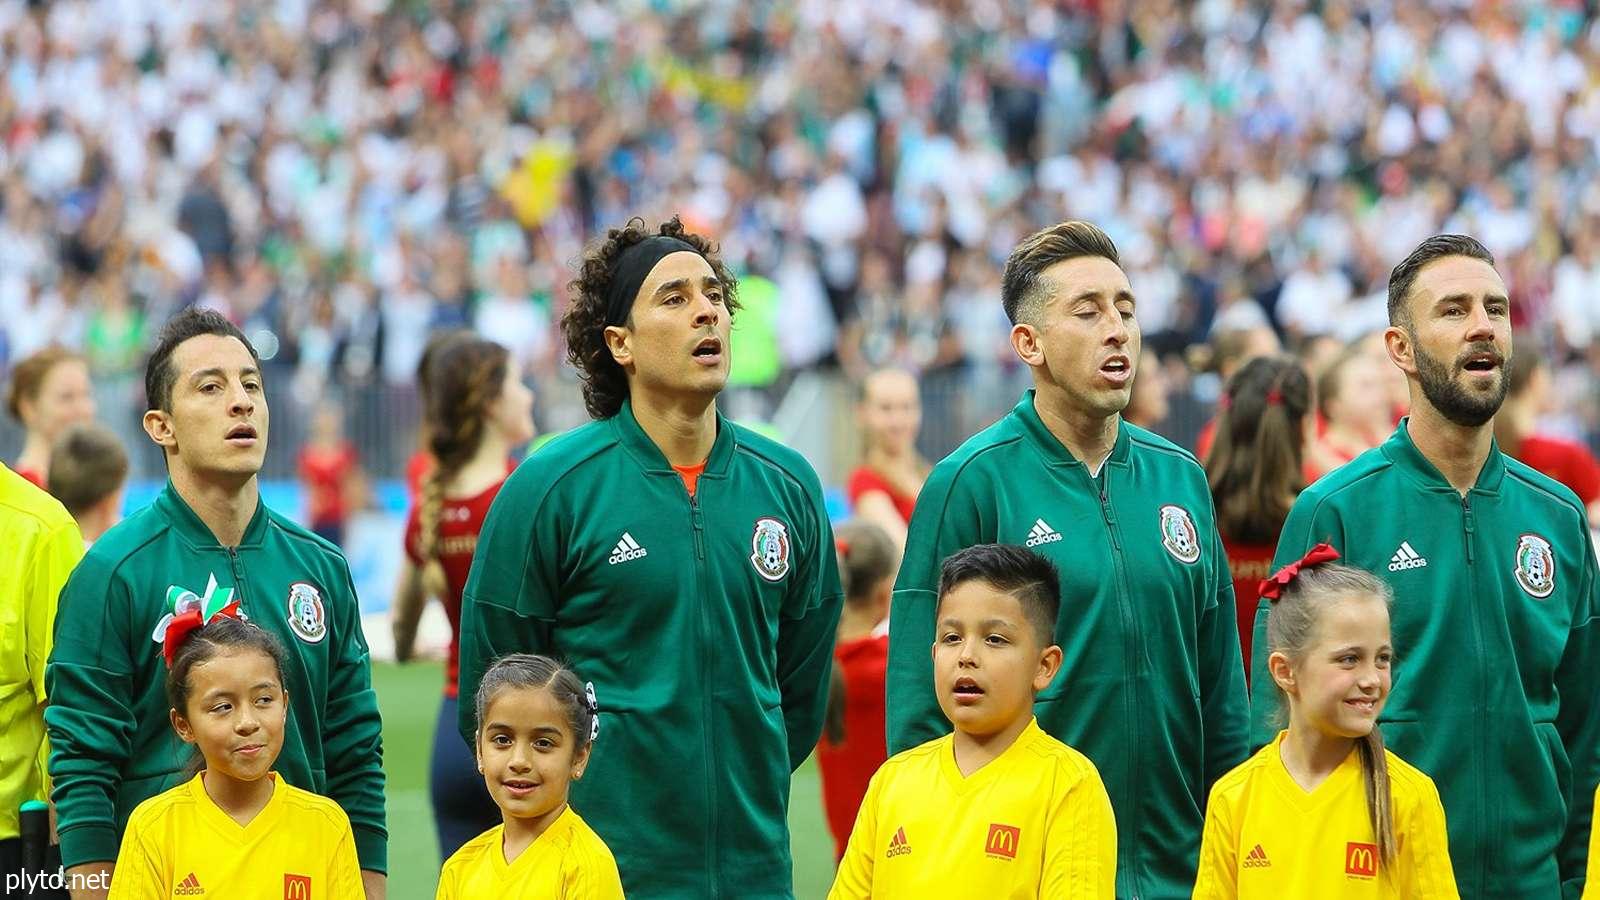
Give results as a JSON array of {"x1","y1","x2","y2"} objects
[{"x1": 6, "y1": 868, "x2": 110, "y2": 895}]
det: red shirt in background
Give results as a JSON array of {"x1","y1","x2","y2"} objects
[
  {"x1": 14, "y1": 466, "x2": 44, "y2": 489},
  {"x1": 403, "y1": 477, "x2": 508, "y2": 699},
  {"x1": 298, "y1": 442, "x2": 358, "y2": 528},
  {"x1": 1222, "y1": 536, "x2": 1276, "y2": 688},
  {"x1": 816, "y1": 629, "x2": 889, "y2": 862},
  {"x1": 1515, "y1": 435, "x2": 1600, "y2": 506},
  {"x1": 846, "y1": 466, "x2": 917, "y2": 525}
]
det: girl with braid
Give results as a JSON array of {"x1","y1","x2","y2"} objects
[
  {"x1": 1204, "y1": 356, "x2": 1312, "y2": 681},
  {"x1": 394, "y1": 336, "x2": 535, "y2": 859}
]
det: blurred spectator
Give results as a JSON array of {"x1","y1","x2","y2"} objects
[
  {"x1": 4, "y1": 346, "x2": 96, "y2": 488},
  {"x1": 1203, "y1": 356, "x2": 1313, "y2": 683},
  {"x1": 817, "y1": 520, "x2": 895, "y2": 864},
  {"x1": 846, "y1": 368, "x2": 928, "y2": 553},
  {"x1": 45, "y1": 422, "x2": 128, "y2": 545},
  {"x1": 296, "y1": 401, "x2": 364, "y2": 547},
  {"x1": 1307, "y1": 345, "x2": 1393, "y2": 480},
  {"x1": 1497, "y1": 348, "x2": 1600, "y2": 525},
  {"x1": 1125, "y1": 348, "x2": 1172, "y2": 431}
]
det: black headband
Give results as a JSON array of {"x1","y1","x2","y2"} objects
[{"x1": 603, "y1": 236, "x2": 702, "y2": 326}]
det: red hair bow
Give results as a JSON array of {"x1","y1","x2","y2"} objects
[
  {"x1": 162, "y1": 600, "x2": 244, "y2": 667},
  {"x1": 1258, "y1": 542, "x2": 1341, "y2": 602}
]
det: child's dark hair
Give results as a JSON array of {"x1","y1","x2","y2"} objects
[
  {"x1": 835, "y1": 520, "x2": 897, "y2": 605},
  {"x1": 474, "y1": 654, "x2": 597, "y2": 750},
  {"x1": 1266, "y1": 562, "x2": 1396, "y2": 867},
  {"x1": 1206, "y1": 356, "x2": 1311, "y2": 545},
  {"x1": 936, "y1": 544, "x2": 1060, "y2": 646},
  {"x1": 166, "y1": 617, "x2": 289, "y2": 776}
]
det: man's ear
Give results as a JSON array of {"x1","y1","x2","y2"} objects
[
  {"x1": 143, "y1": 408, "x2": 177, "y2": 452},
  {"x1": 603, "y1": 324, "x2": 633, "y2": 368},
  {"x1": 1010, "y1": 322, "x2": 1044, "y2": 368},
  {"x1": 1384, "y1": 324, "x2": 1416, "y2": 377}
]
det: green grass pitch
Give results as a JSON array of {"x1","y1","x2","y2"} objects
[{"x1": 374, "y1": 661, "x2": 836, "y2": 898}]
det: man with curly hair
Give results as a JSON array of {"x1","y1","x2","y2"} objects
[{"x1": 457, "y1": 216, "x2": 844, "y2": 898}]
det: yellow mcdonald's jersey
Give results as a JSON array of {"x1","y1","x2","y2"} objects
[
  {"x1": 1584, "y1": 782, "x2": 1600, "y2": 899},
  {"x1": 828, "y1": 718, "x2": 1115, "y2": 899},
  {"x1": 1193, "y1": 732, "x2": 1458, "y2": 899},
  {"x1": 107, "y1": 772, "x2": 363, "y2": 899},
  {"x1": 435, "y1": 806, "x2": 623, "y2": 899}
]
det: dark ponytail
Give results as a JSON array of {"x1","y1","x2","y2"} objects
[{"x1": 1206, "y1": 356, "x2": 1312, "y2": 544}]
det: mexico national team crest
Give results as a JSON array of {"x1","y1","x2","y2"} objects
[
  {"x1": 1514, "y1": 533, "x2": 1556, "y2": 599},
  {"x1": 287, "y1": 582, "x2": 327, "y2": 643},
  {"x1": 1159, "y1": 504, "x2": 1201, "y2": 564},
  {"x1": 750, "y1": 517, "x2": 791, "y2": 582}
]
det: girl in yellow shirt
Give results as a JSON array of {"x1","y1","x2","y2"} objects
[
  {"x1": 109, "y1": 596, "x2": 363, "y2": 899},
  {"x1": 436, "y1": 654, "x2": 624, "y2": 899},
  {"x1": 1194, "y1": 544, "x2": 1458, "y2": 899}
]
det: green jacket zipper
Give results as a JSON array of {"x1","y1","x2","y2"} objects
[{"x1": 1099, "y1": 475, "x2": 1142, "y2": 898}]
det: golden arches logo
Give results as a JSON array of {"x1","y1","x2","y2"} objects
[
  {"x1": 1344, "y1": 842, "x2": 1377, "y2": 878},
  {"x1": 283, "y1": 874, "x2": 313, "y2": 899},
  {"x1": 986, "y1": 823, "x2": 1020, "y2": 860}
]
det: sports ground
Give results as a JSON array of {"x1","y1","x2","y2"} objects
[{"x1": 374, "y1": 661, "x2": 835, "y2": 899}]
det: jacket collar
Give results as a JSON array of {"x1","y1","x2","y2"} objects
[
  {"x1": 1380, "y1": 418, "x2": 1505, "y2": 495},
  {"x1": 608, "y1": 397, "x2": 736, "y2": 477},
  {"x1": 156, "y1": 480, "x2": 270, "y2": 549},
  {"x1": 1013, "y1": 389, "x2": 1131, "y2": 470}
]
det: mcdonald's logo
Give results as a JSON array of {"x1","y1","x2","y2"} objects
[
  {"x1": 284, "y1": 874, "x2": 313, "y2": 899},
  {"x1": 985, "y1": 823, "x2": 1021, "y2": 860},
  {"x1": 1344, "y1": 842, "x2": 1377, "y2": 878}
]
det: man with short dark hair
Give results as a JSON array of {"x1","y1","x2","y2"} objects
[
  {"x1": 887, "y1": 220, "x2": 1248, "y2": 898},
  {"x1": 459, "y1": 216, "x2": 842, "y2": 898},
  {"x1": 46, "y1": 423, "x2": 129, "y2": 545},
  {"x1": 1250, "y1": 234, "x2": 1600, "y2": 898},
  {"x1": 46, "y1": 308, "x2": 387, "y2": 899}
]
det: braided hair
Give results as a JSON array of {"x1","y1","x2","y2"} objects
[{"x1": 417, "y1": 337, "x2": 510, "y2": 598}]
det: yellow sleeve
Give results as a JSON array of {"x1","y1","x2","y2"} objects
[
  {"x1": 1040, "y1": 762, "x2": 1117, "y2": 898},
  {"x1": 105, "y1": 810, "x2": 165, "y2": 900},
  {"x1": 562, "y1": 835, "x2": 626, "y2": 899},
  {"x1": 1587, "y1": 784, "x2": 1600, "y2": 900},
  {"x1": 329, "y1": 818, "x2": 365, "y2": 899},
  {"x1": 1396, "y1": 775, "x2": 1459, "y2": 899},
  {"x1": 826, "y1": 768, "x2": 882, "y2": 900},
  {"x1": 28, "y1": 517, "x2": 83, "y2": 797},
  {"x1": 1191, "y1": 782, "x2": 1239, "y2": 900}
]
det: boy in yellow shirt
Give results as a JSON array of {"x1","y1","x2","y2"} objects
[
  {"x1": 1194, "y1": 545, "x2": 1457, "y2": 898},
  {"x1": 437, "y1": 654, "x2": 623, "y2": 899},
  {"x1": 109, "y1": 596, "x2": 363, "y2": 898},
  {"x1": 829, "y1": 544, "x2": 1116, "y2": 899}
]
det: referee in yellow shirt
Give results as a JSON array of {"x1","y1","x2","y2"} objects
[
  {"x1": 830, "y1": 545, "x2": 1116, "y2": 899},
  {"x1": 0, "y1": 462, "x2": 83, "y2": 897}
]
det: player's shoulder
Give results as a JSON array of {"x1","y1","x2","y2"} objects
[
  {"x1": 920, "y1": 411, "x2": 1028, "y2": 499},
  {"x1": 1124, "y1": 421, "x2": 1204, "y2": 472},
  {"x1": 1295, "y1": 443, "x2": 1395, "y2": 510},
  {"x1": 277, "y1": 778, "x2": 354, "y2": 831},
  {"x1": 730, "y1": 421, "x2": 825, "y2": 493},
  {"x1": 1500, "y1": 452, "x2": 1589, "y2": 524},
  {"x1": 504, "y1": 418, "x2": 617, "y2": 500},
  {"x1": 263, "y1": 504, "x2": 349, "y2": 565},
  {"x1": 70, "y1": 504, "x2": 171, "y2": 588}
]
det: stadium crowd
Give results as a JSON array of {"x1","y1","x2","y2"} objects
[{"x1": 3, "y1": 0, "x2": 1600, "y2": 475}]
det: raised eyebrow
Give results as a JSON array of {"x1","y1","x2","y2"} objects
[{"x1": 652, "y1": 277, "x2": 692, "y2": 298}]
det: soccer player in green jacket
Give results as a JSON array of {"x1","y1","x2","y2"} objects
[
  {"x1": 44, "y1": 309, "x2": 387, "y2": 899},
  {"x1": 1250, "y1": 234, "x2": 1600, "y2": 899},
  {"x1": 458, "y1": 216, "x2": 844, "y2": 899},
  {"x1": 886, "y1": 221, "x2": 1249, "y2": 899}
]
